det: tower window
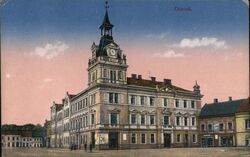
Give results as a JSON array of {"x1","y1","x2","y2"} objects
[
  {"x1": 103, "y1": 69, "x2": 107, "y2": 78},
  {"x1": 118, "y1": 71, "x2": 123, "y2": 80},
  {"x1": 110, "y1": 70, "x2": 116, "y2": 83}
]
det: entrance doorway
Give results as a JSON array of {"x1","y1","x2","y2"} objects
[
  {"x1": 91, "y1": 132, "x2": 95, "y2": 148},
  {"x1": 185, "y1": 134, "x2": 189, "y2": 147},
  {"x1": 164, "y1": 133, "x2": 171, "y2": 148},
  {"x1": 109, "y1": 132, "x2": 118, "y2": 149}
]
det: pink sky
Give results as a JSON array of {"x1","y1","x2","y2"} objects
[{"x1": 1, "y1": 42, "x2": 249, "y2": 125}]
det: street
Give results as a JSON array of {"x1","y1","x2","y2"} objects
[{"x1": 2, "y1": 147, "x2": 250, "y2": 157}]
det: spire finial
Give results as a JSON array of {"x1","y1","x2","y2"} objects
[{"x1": 105, "y1": 1, "x2": 109, "y2": 11}]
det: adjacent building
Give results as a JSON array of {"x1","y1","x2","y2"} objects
[
  {"x1": 49, "y1": 2, "x2": 203, "y2": 150},
  {"x1": 199, "y1": 98, "x2": 246, "y2": 147},
  {"x1": 235, "y1": 98, "x2": 250, "y2": 146},
  {"x1": 1, "y1": 132, "x2": 43, "y2": 148}
]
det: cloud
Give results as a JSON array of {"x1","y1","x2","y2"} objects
[
  {"x1": 152, "y1": 49, "x2": 184, "y2": 58},
  {"x1": 43, "y1": 78, "x2": 53, "y2": 82},
  {"x1": 176, "y1": 37, "x2": 227, "y2": 49},
  {"x1": 27, "y1": 41, "x2": 69, "y2": 59},
  {"x1": 145, "y1": 33, "x2": 168, "y2": 39},
  {"x1": 242, "y1": 0, "x2": 249, "y2": 7},
  {"x1": 6, "y1": 73, "x2": 10, "y2": 79}
]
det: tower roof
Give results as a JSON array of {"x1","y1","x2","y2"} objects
[{"x1": 99, "y1": 1, "x2": 113, "y2": 29}]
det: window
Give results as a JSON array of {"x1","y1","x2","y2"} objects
[
  {"x1": 150, "y1": 97, "x2": 155, "y2": 106},
  {"x1": 163, "y1": 116, "x2": 169, "y2": 126},
  {"x1": 12, "y1": 137, "x2": 15, "y2": 141},
  {"x1": 103, "y1": 69, "x2": 107, "y2": 78},
  {"x1": 91, "y1": 94, "x2": 96, "y2": 104},
  {"x1": 192, "y1": 134, "x2": 196, "y2": 143},
  {"x1": 191, "y1": 117, "x2": 196, "y2": 126},
  {"x1": 245, "y1": 119, "x2": 250, "y2": 129},
  {"x1": 141, "y1": 114, "x2": 145, "y2": 125},
  {"x1": 191, "y1": 100, "x2": 195, "y2": 108},
  {"x1": 219, "y1": 123, "x2": 224, "y2": 131},
  {"x1": 140, "y1": 96, "x2": 145, "y2": 105},
  {"x1": 184, "y1": 117, "x2": 188, "y2": 126},
  {"x1": 118, "y1": 71, "x2": 123, "y2": 80},
  {"x1": 176, "y1": 116, "x2": 180, "y2": 126},
  {"x1": 183, "y1": 100, "x2": 187, "y2": 108},
  {"x1": 110, "y1": 70, "x2": 116, "y2": 83},
  {"x1": 141, "y1": 134, "x2": 146, "y2": 144},
  {"x1": 131, "y1": 133, "x2": 136, "y2": 144},
  {"x1": 177, "y1": 134, "x2": 181, "y2": 142},
  {"x1": 109, "y1": 93, "x2": 113, "y2": 103},
  {"x1": 114, "y1": 93, "x2": 118, "y2": 103},
  {"x1": 163, "y1": 98, "x2": 168, "y2": 107},
  {"x1": 8, "y1": 137, "x2": 10, "y2": 140},
  {"x1": 131, "y1": 114, "x2": 136, "y2": 124},
  {"x1": 150, "y1": 134, "x2": 155, "y2": 143},
  {"x1": 130, "y1": 95, "x2": 136, "y2": 105},
  {"x1": 175, "y1": 99, "x2": 179, "y2": 108},
  {"x1": 208, "y1": 124, "x2": 213, "y2": 132},
  {"x1": 111, "y1": 113, "x2": 118, "y2": 126},
  {"x1": 201, "y1": 124, "x2": 205, "y2": 132},
  {"x1": 109, "y1": 93, "x2": 119, "y2": 103},
  {"x1": 228, "y1": 122, "x2": 233, "y2": 131},
  {"x1": 150, "y1": 115, "x2": 155, "y2": 125},
  {"x1": 91, "y1": 114, "x2": 95, "y2": 125}
]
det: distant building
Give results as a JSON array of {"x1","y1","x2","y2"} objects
[
  {"x1": 199, "y1": 97, "x2": 247, "y2": 147},
  {"x1": 49, "y1": 1, "x2": 203, "y2": 150},
  {"x1": 1, "y1": 133, "x2": 43, "y2": 148},
  {"x1": 235, "y1": 98, "x2": 250, "y2": 146}
]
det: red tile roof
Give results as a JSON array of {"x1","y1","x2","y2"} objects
[
  {"x1": 237, "y1": 97, "x2": 250, "y2": 113},
  {"x1": 127, "y1": 77, "x2": 192, "y2": 92}
]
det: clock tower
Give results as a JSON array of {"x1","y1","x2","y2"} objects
[{"x1": 88, "y1": 1, "x2": 128, "y2": 87}]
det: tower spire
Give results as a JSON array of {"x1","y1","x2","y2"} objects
[
  {"x1": 105, "y1": 0, "x2": 109, "y2": 11},
  {"x1": 99, "y1": 0, "x2": 113, "y2": 36}
]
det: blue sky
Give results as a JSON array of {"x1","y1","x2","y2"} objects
[{"x1": 1, "y1": 0, "x2": 249, "y2": 48}]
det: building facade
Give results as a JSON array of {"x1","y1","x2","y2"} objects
[
  {"x1": 235, "y1": 98, "x2": 250, "y2": 146},
  {"x1": 49, "y1": 2, "x2": 203, "y2": 150},
  {"x1": 199, "y1": 98, "x2": 245, "y2": 147},
  {"x1": 1, "y1": 134, "x2": 43, "y2": 148}
]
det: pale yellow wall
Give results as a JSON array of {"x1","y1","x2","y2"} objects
[{"x1": 236, "y1": 113, "x2": 250, "y2": 146}]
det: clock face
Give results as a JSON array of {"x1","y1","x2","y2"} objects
[
  {"x1": 110, "y1": 49, "x2": 116, "y2": 55},
  {"x1": 107, "y1": 48, "x2": 117, "y2": 57}
]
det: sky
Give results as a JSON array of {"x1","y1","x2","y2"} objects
[{"x1": 1, "y1": 0, "x2": 249, "y2": 125}]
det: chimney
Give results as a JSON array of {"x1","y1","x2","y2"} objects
[
  {"x1": 228, "y1": 96, "x2": 232, "y2": 101},
  {"x1": 163, "y1": 79, "x2": 172, "y2": 85},
  {"x1": 214, "y1": 98, "x2": 218, "y2": 103},
  {"x1": 131, "y1": 74, "x2": 137, "y2": 79},
  {"x1": 138, "y1": 75, "x2": 142, "y2": 80},
  {"x1": 151, "y1": 77, "x2": 156, "y2": 82}
]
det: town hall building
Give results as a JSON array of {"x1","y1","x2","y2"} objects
[{"x1": 49, "y1": 2, "x2": 203, "y2": 150}]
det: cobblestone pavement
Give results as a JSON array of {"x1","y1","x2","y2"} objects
[{"x1": 2, "y1": 147, "x2": 250, "y2": 157}]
